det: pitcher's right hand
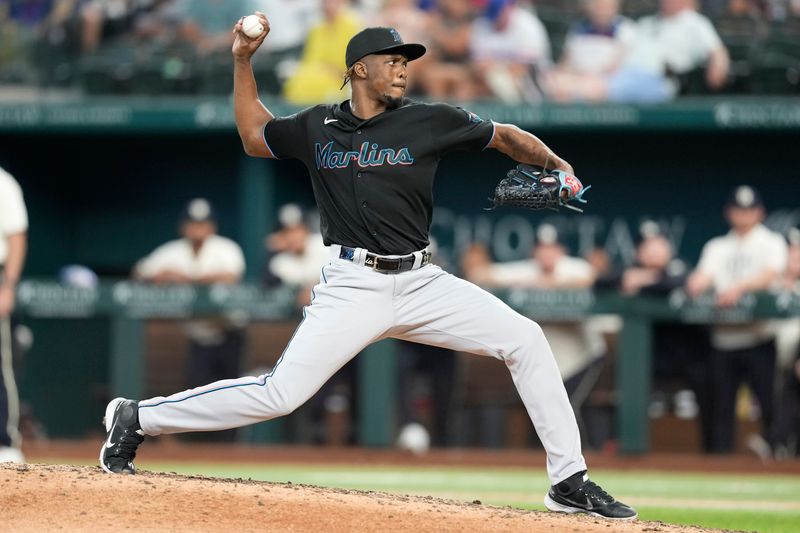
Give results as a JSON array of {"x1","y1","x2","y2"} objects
[{"x1": 232, "y1": 12, "x2": 269, "y2": 61}]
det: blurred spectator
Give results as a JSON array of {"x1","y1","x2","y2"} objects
[
  {"x1": 462, "y1": 225, "x2": 595, "y2": 289},
  {"x1": 135, "y1": 198, "x2": 245, "y2": 285},
  {"x1": 777, "y1": 227, "x2": 800, "y2": 294},
  {"x1": 417, "y1": 0, "x2": 476, "y2": 99},
  {"x1": 81, "y1": 0, "x2": 174, "y2": 53},
  {"x1": 78, "y1": 1, "x2": 199, "y2": 95},
  {"x1": 262, "y1": 203, "x2": 329, "y2": 306},
  {"x1": 529, "y1": 224, "x2": 596, "y2": 289},
  {"x1": 134, "y1": 198, "x2": 246, "y2": 441},
  {"x1": 621, "y1": 220, "x2": 688, "y2": 296},
  {"x1": 370, "y1": 0, "x2": 433, "y2": 95},
  {"x1": 701, "y1": 0, "x2": 770, "y2": 18},
  {"x1": 0, "y1": 0, "x2": 79, "y2": 84},
  {"x1": 778, "y1": 349, "x2": 800, "y2": 458},
  {"x1": 247, "y1": 0, "x2": 320, "y2": 94},
  {"x1": 459, "y1": 241, "x2": 496, "y2": 287},
  {"x1": 544, "y1": 0, "x2": 637, "y2": 102},
  {"x1": 173, "y1": 0, "x2": 250, "y2": 56},
  {"x1": 605, "y1": 0, "x2": 731, "y2": 102},
  {"x1": 622, "y1": 220, "x2": 712, "y2": 449},
  {"x1": 353, "y1": 0, "x2": 384, "y2": 18},
  {"x1": 253, "y1": 0, "x2": 319, "y2": 55},
  {"x1": 685, "y1": 185, "x2": 788, "y2": 454},
  {"x1": 461, "y1": 225, "x2": 605, "y2": 445},
  {"x1": 773, "y1": 228, "x2": 800, "y2": 371},
  {"x1": 584, "y1": 245, "x2": 622, "y2": 290},
  {"x1": 0, "y1": 165, "x2": 28, "y2": 464},
  {"x1": 470, "y1": 0, "x2": 552, "y2": 102},
  {"x1": 772, "y1": 227, "x2": 800, "y2": 457},
  {"x1": 283, "y1": 0, "x2": 363, "y2": 104},
  {"x1": 776, "y1": 0, "x2": 800, "y2": 20}
]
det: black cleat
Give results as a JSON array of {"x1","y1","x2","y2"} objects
[
  {"x1": 544, "y1": 470, "x2": 637, "y2": 520},
  {"x1": 99, "y1": 397, "x2": 144, "y2": 474}
]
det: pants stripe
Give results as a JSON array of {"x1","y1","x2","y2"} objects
[{"x1": 140, "y1": 264, "x2": 330, "y2": 410}]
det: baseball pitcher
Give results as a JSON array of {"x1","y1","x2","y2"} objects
[{"x1": 100, "y1": 15, "x2": 635, "y2": 521}]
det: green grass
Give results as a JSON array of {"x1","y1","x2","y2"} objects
[
  {"x1": 637, "y1": 508, "x2": 794, "y2": 533},
  {"x1": 130, "y1": 462, "x2": 800, "y2": 533}
]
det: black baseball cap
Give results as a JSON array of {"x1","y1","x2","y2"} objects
[
  {"x1": 725, "y1": 185, "x2": 764, "y2": 209},
  {"x1": 345, "y1": 27, "x2": 426, "y2": 68},
  {"x1": 180, "y1": 198, "x2": 217, "y2": 223}
]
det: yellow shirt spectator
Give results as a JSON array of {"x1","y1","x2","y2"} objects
[{"x1": 283, "y1": 9, "x2": 362, "y2": 104}]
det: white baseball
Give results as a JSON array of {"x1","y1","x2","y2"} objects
[
  {"x1": 396, "y1": 423, "x2": 430, "y2": 455},
  {"x1": 241, "y1": 15, "x2": 264, "y2": 39}
]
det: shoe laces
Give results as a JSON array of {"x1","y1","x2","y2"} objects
[
  {"x1": 581, "y1": 480, "x2": 613, "y2": 504},
  {"x1": 115, "y1": 427, "x2": 144, "y2": 460}
]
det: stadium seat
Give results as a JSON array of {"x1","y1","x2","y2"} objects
[
  {"x1": 200, "y1": 53, "x2": 234, "y2": 95},
  {"x1": 750, "y1": 52, "x2": 800, "y2": 94},
  {"x1": 762, "y1": 22, "x2": 800, "y2": 60}
]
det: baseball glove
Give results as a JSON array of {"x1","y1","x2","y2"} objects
[{"x1": 489, "y1": 164, "x2": 591, "y2": 213}]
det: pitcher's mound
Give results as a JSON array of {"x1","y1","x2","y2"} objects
[{"x1": 1, "y1": 463, "x2": 726, "y2": 532}]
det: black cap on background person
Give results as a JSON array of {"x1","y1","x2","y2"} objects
[
  {"x1": 725, "y1": 185, "x2": 764, "y2": 210},
  {"x1": 536, "y1": 223, "x2": 561, "y2": 246},
  {"x1": 180, "y1": 198, "x2": 217, "y2": 224},
  {"x1": 180, "y1": 198, "x2": 217, "y2": 246}
]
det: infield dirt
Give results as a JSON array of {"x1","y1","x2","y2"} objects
[{"x1": 1, "y1": 463, "x2": 738, "y2": 533}]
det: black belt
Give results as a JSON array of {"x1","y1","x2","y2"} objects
[{"x1": 339, "y1": 246, "x2": 431, "y2": 274}]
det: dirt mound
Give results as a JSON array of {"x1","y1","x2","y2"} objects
[{"x1": 1, "y1": 464, "x2": 732, "y2": 533}]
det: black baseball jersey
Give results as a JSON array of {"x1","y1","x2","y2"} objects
[{"x1": 263, "y1": 99, "x2": 494, "y2": 255}]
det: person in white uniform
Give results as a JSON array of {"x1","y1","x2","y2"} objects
[
  {"x1": 0, "y1": 165, "x2": 28, "y2": 464},
  {"x1": 134, "y1": 198, "x2": 245, "y2": 286},
  {"x1": 134, "y1": 198, "x2": 246, "y2": 436},
  {"x1": 100, "y1": 19, "x2": 636, "y2": 521},
  {"x1": 686, "y1": 185, "x2": 788, "y2": 454}
]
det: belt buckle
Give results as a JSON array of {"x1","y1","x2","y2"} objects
[
  {"x1": 371, "y1": 255, "x2": 402, "y2": 273},
  {"x1": 365, "y1": 254, "x2": 382, "y2": 271}
]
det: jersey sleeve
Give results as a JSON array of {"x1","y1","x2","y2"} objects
[
  {"x1": 221, "y1": 240, "x2": 246, "y2": 277},
  {"x1": 694, "y1": 15, "x2": 723, "y2": 55},
  {"x1": 429, "y1": 103, "x2": 495, "y2": 156},
  {"x1": 134, "y1": 243, "x2": 175, "y2": 279},
  {"x1": 695, "y1": 239, "x2": 720, "y2": 276},
  {"x1": 262, "y1": 107, "x2": 314, "y2": 161},
  {"x1": 764, "y1": 234, "x2": 788, "y2": 273}
]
